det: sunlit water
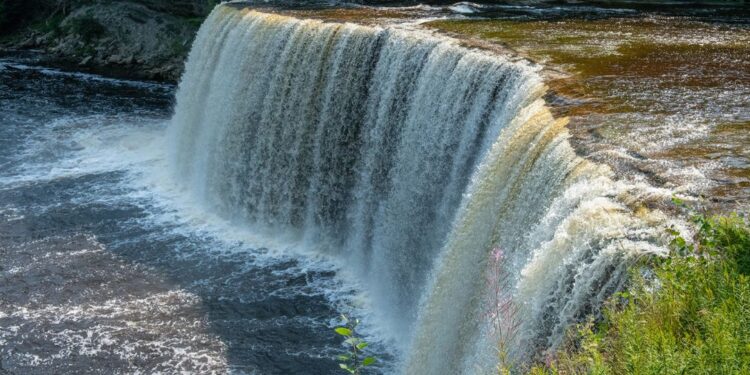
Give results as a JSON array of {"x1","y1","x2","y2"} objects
[
  {"x1": 2, "y1": 1, "x2": 745, "y2": 374},
  {"x1": 0, "y1": 58, "x2": 390, "y2": 374},
  {"x1": 421, "y1": 4, "x2": 750, "y2": 210},
  {"x1": 163, "y1": 7, "x2": 673, "y2": 373}
]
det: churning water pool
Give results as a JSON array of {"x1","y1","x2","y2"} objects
[{"x1": 0, "y1": 58, "x2": 388, "y2": 374}]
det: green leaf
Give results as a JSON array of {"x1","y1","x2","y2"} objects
[
  {"x1": 672, "y1": 237, "x2": 686, "y2": 248},
  {"x1": 356, "y1": 342, "x2": 368, "y2": 350},
  {"x1": 335, "y1": 327, "x2": 353, "y2": 337},
  {"x1": 363, "y1": 357, "x2": 376, "y2": 366},
  {"x1": 344, "y1": 337, "x2": 359, "y2": 346},
  {"x1": 337, "y1": 354, "x2": 350, "y2": 361},
  {"x1": 339, "y1": 363, "x2": 351, "y2": 370}
]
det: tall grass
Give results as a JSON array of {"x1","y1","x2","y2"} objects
[{"x1": 531, "y1": 207, "x2": 750, "y2": 374}]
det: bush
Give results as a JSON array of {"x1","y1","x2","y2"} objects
[
  {"x1": 532, "y1": 208, "x2": 750, "y2": 374},
  {"x1": 334, "y1": 315, "x2": 376, "y2": 375},
  {"x1": 66, "y1": 15, "x2": 105, "y2": 42}
]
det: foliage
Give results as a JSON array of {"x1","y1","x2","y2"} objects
[
  {"x1": 169, "y1": 38, "x2": 191, "y2": 58},
  {"x1": 530, "y1": 203, "x2": 750, "y2": 374},
  {"x1": 30, "y1": 13, "x2": 65, "y2": 37},
  {"x1": 335, "y1": 315, "x2": 376, "y2": 375},
  {"x1": 65, "y1": 15, "x2": 105, "y2": 42},
  {"x1": 0, "y1": 0, "x2": 72, "y2": 34}
]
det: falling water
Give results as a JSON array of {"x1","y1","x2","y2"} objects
[{"x1": 169, "y1": 6, "x2": 667, "y2": 373}]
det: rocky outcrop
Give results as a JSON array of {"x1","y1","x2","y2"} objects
[{"x1": 3, "y1": 1, "x2": 214, "y2": 81}]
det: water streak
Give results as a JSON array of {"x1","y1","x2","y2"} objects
[{"x1": 169, "y1": 6, "x2": 667, "y2": 373}]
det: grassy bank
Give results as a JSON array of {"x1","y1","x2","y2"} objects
[{"x1": 531, "y1": 205, "x2": 750, "y2": 374}]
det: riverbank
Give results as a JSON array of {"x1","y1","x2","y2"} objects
[
  {"x1": 529, "y1": 207, "x2": 750, "y2": 375},
  {"x1": 422, "y1": 10, "x2": 750, "y2": 213},
  {"x1": 0, "y1": 1, "x2": 215, "y2": 81}
]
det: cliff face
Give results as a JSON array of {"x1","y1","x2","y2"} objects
[{"x1": 1, "y1": 0, "x2": 218, "y2": 81}]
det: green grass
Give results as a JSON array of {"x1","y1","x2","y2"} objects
[{"x1": 531, "y1": 208, "x2": 750, "y2": 374}]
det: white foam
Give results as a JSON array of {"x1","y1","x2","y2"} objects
[{"x1": 166, "y1": 8, "x2": 673, "y2": 373}]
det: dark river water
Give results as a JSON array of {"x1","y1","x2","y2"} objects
[{"x1": 0, "y1": 58, "x2": 387, "y2": 374}]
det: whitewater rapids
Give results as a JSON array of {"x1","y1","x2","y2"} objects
[{"x1": 169, "y1": 6, "x2": 669, "y2": 373}]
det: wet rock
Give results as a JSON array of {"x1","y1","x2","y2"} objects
[
  {"x1": 107, "y1": 54, "x2": 122, "y2": 64},
  {"x1": 79, "y1": 56, "x2": 92, "y2": 66},
  {"x1": 18, "y1": 35, "x2": 37, "y2": 48},
  {"x1": 10, "y1": 1, "x2": 204, "y2": 82}
]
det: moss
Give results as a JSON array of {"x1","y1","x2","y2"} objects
[
  {"x1": 282, "y1": 7, "x2": 415, "y2": 25},
  {"x1": 184, "y1": 17, "x2": 205, "y2": 29},
  {"x1": 424, "y1": 18, "x2": 750, "y2": 110},
  {"x1": 425, "y1": 17, "x2": 750, "y2": 206},
  {"x1": 169, "y1": 38, "x2": 190, "y2": 58},
  {"x1": 74, "y1": 43, "x2": 95, "y2": 58}
]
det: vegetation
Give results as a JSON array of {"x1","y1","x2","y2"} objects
[
  {"x1": 327, "y1": 203, "x2": 749, "y2": 375},
  {"x1": 0, "y1": 0, "x2": 213, "y2": 36},
  {"x1": 531, "y1": 203, "x2": 750, "y2": 374},
  {"x1": 0, "y1": 0, "x2": 80, "y2": 34},
  {"x1": 334, "y1": 315, "x2": 376, "y2": 375},
  {"x1": 65, "y1": 16, "x2": 105, "y2": 42}
]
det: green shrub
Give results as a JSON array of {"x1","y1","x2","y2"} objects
[
  {"x1": 66, "y1": 15, "x2": 105, "y2": 42},
  {"x1": 334, "y1": 315, "x2": 376, "y2": 375},
  {"x1": 30, "y1": 13, "x2": 65, "y2": 37},
  {"x1": 533, "y1": 207, "x2": 750, "y2": 374}
]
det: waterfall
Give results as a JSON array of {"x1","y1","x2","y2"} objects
[{"x1": 169, "y1": 6, "x2": 666, "y2": 373}]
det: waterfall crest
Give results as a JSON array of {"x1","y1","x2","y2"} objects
[{"x1": 169, "y1": 6, "x2": 666, "y2": 373}]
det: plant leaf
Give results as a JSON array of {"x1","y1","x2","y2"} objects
[
  {"x1": 672, "y1": 196, "x2": 684, "y2": 206},
  {"x1": 356, "y1": 342, "x2": 368, "y2": 350},
  {"x1": 363, "y1": 357, "x2": 376, "y2": 366},
  {"x1": 335, "y1": 327, "x2": 353, "y2": 337}
]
